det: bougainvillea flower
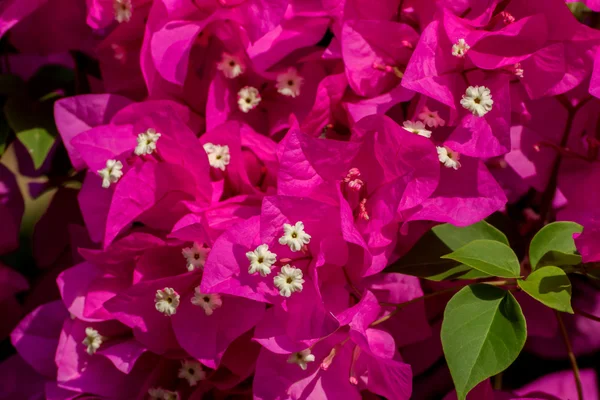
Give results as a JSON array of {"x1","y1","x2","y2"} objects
[
  {"x1": 278, "y1": 115, "x2": 440, "y2": 273},
  {"x1": 11, "y1": 301, "x2": 69, "y2": 378},
  {"x1": 254, "y1": 291, "x2": 413, "y2": 400},
  {"x1": 201, "y1": 195, "x2": 349, "y2": 302},
  {"x1": 341, "y1": 19, "x2": 419, "y2": 98},
  {"x1": 512, "y1": 369, "x2": 598, "y2": 400},
  {"x1": 0, "y1": 0, "x2": 48, "y2": 40}
]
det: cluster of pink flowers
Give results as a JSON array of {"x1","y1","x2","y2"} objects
[{"x1": 1, "y1": 0, "x2": 600, "y2": 399}]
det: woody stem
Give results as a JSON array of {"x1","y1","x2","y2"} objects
[{"x1": 555, "y1": 311, "x2": 584, "y2": 400}]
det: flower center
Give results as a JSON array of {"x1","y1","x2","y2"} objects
[
  {"x1": 194, "y1": 253, "x2": 200, "y2": 260},
  {"x1": 287, "y1": 80, "x2": 294, "y2": 86},
  {"x1": 257, "y1": 257, "x2": 264, "y2": 263},
  {"x1": 474, "y1": 97, "x2": 481, "y2": 104},
  {"x1": 167, "y1": 297, "x2": 172, "y2": 304},
  {"x1": 291, "y1": 232, "x2": 297, "y2": 238},
  {"x1": 203, "y1": 296, "x2": 210, "y2": 302},
  {"x1": 245, "y1": 98, "x2": 251, "y2": 104},
  {"x1": 229, "y1": 61, "x2": 235, "y2": 67},
  {"x1": 188, "y1": 368, "x2": 195, "y2": 374},
  {"x1": 286, "y1": 277, "x2": 293, "y2": 284}
]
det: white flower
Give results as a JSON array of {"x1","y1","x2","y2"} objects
[
  {"x1": 237, "y1": 86, "x2": 261, "y2": 113},
  {"x1": 114, "y1": 0, "x2": 132, "y2": 23},
  {"x1": 437, "y1": 146, "x2": 461, "y2": 170},
  {"x1": 278, "y1": 221, "x2": 311, "y2": 252},
  {"x1": 203, "y1": 143, "x2": 231, "y2": 171},
  {"x1": 452, "y1": 38, "x2": 470, "y2": 58},
  {"x1": 287, "y1": 349, "x2": 315, "y2": 370},
  {"x1": 273, "y1": 265, "x2": 304, "y2": 297},
  {"x1": 155, "y1": 288, "x2": 180, "y2": 316},
  {"x1": 82, "y1": 327, "x2": 103, "y2": 355},
  {"x1": 217, "y1": 52, "x2": 245, "y2": 79},
  {"x1": 460, "y1": 86, "x2": 493, "y2": 117},
  {"x1": 246, "y1": 244, "x2": 277, "y2": 276},
  {"x1": 134, "y1": 128, "x2": 161, "y2": 156},
  {"x1": 181, "y1": 243, "x2": 210, "y2": 271},
  {"x1": 98, "y1": 159, "x2": 123, "y2": 189},
  {"x1": 402, "y1": 120, "x2": 432, "y2": 138},
  {"x1": 417, "y1": 106, "x2": 446, "y2": 128},
  {"x1": 148, "y1": 388, "x2": 180, "y2": 400},
  {"x1": 276, "y1": 67, "x2": 304, "y2": 98},
  {"x1": 191, "y1": 287, "x2": 222, "y2": 316},
  {"x1": 178, "y1": 360, "x2": 206, "y2": 386}
]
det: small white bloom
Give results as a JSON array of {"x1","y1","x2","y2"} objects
[
  {"x1": 148, "y1": 388, "x2": 180, "y2": 400},
  {"x1": 460, "y1": 86, "x2": 493, "y2": 117},
  {"x1": 237, "y1": 86, "x2": 261, "y2": 113},
  {"x1": 114, "y1": 0, "x2": 132, "y2": 23},
  {"x1": 134, "y1": 128, "x2": 161, "y2": 156},
  {"x1": 181, "y1": 243, "x2": 210, "y2": 271},
  {"x1": 437, "y1": 146, "x2": 461, "y2": 170},
  {"x1": 82, "y1": 327, "x2": 103, "y2": 355},
  {"x1": 276, "y1": 67, "x2": 304, "y2": 98},
  {"x1": 217, "y1": 52, "x2": 245, "y2": 79},
  {"x1": 278, "y1": 221, "x2": 311, "y2": 252},
  {"x1": 246, "y1": 244, "x2": 277, "y2": 276},
  {"x1": 203, "y1": 143, "x2": 231, "y2": 171},
  {"x1": 402, "y1": 120, "x2": 432, "y2": 138},
  {"x1": 178, "y1": 360, "x2": 207, "y2": 386},
  {"x1": 98, "y1": 159, "x2": 123, "y2": 189},
  {"x1": 191, "y1": 287, "x2": 222, "y2": 316},
  {"x1": 417, "y1": 106, "x2": 446, "y2": 128},
  {"x1": 273, "y1": 265, "x2": 304, "y2": 297},
  {"x1": 452, "y1": 38, "x2": 470, "y2": 58},
  {"x1": 155, "y1": 288, "x2": 180, "y2": 316},
  {"x1": 287, "y1": 349, "x2": 315, "y2": 370}
]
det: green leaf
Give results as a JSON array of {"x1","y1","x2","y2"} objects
[
  {"x1": 529, "y1": 222, "x2": 583, "y2": 270},
  {"x1": 442, "y1": 240, "x2": 521, "y2": 278},
  {"x1": 432, "y1": 220, "x2": 509, "y2": 248},
  {"x1": 4, "y1": 96, "x2": 57, "y2": 169},
  {"x1": 389, "y1": 221, "x2": 508, "y2": 281},
  {"x1": 442, "y1": 284, "x2": 527, "y2": 400},
  {"x1": 517, "y1": 266, "x2": 573, "y2": 313}
]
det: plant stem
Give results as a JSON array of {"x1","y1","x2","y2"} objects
[
  {"x1": 372, "y1": 280, "x2": 514, "y2": 326},
  {"x1": 538, "y1": 97, "x2": 591, "y2": 226},
  {"x1": 493, "y1": 372, "x2": 503, "y2": 390},
  {"x1": 555, "y1": 311, "x2": 584, "y2": 400},
  {"x1": 573, "y1": 306, "x2": 600, "y2": 323}
]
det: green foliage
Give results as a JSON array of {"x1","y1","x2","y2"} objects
[
  {"x1": 517, "y1": 266, "x2": 573, "y2": 313},
  {"x1": 442, "y1": 284, "x2": 527, "y2": 400},
  {"x1": 432, "y1": 221, "x2": 509, "y2": 248},
  {"x1": 389, "y1": 221, "x2": 507, "y2": 280},
  {"x1": 4, "y1": 95, "x2": 57, "y2": 169},
  {"x1": 442, "y1": 240, "x2": 521, "y2": 278},
  {"x1": 529, "y1": 222, "x2": 583, "y2": 270}
]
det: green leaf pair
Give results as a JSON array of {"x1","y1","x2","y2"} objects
[
  {"x1": 439, "y1": 221, "x2": 582, "y2": 400},
  {"x1": 389, "y1": 220, "x2": 508, "y2": 280}
]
